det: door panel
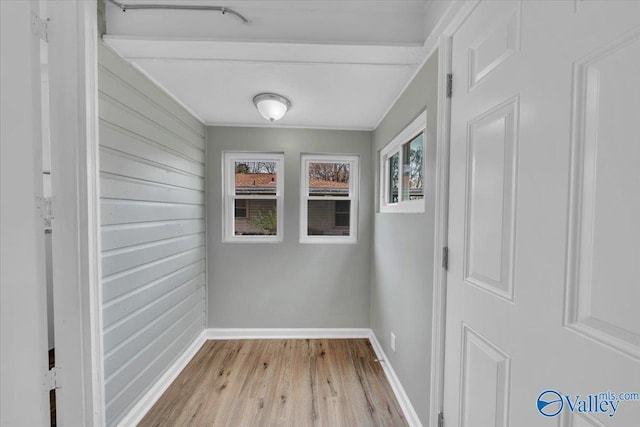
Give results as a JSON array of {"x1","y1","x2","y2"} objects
[
  {"x1": 459, "y1": 325, "x2": 511, "y2": 427},
  {"x1": 468, "y1": 2, "x2": 521, "y2": 91},
  {"x1": 464, "y1": 97, "x2": 518, "y2": 301},
  {"x1": 565, "y1": 28, "x2": 640, "y2": 359},
  {"x1": 444, "y1": 1, "x2": 640, "y2": 426}
]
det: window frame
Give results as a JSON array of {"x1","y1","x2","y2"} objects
[
  {"x1": 300, "y1": 153, "x2": 359, "y2": 244},
  {"x1": 223, "y1": 151, "x2": 284, "y2": 243},
  {"x1": 379, "y1": 110, "x2": 427, "y2": 213}
]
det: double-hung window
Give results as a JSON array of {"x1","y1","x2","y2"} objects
[
  {"x1": 300, "y1": 154, "x2": 359, "y2": 244},
  {"x1": 223, "y1": 152, "x2": 284, "y2": 242},
  {"x1": 379, "y1": 111, "x2": 426, "y2": 213}
]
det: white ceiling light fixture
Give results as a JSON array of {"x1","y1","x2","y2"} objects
[{"x1": 253, "y1": 93, "x2": 291, "y2": 122}]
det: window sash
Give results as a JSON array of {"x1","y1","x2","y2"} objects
[
  {"x1": 379, "y1": 111, "x2": 426, "y2": 213},
  {"x1": 300, "y1": 154, "x2": 358, "y2": 244},
  {"x1": 386, "y1": 150, "x2": 400, "y2": 205},
  {"x1": 224, "y1": 152, "x2": 284, "y2": 242}
]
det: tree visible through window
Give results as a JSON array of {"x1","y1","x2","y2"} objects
[
  {"x1": 301, "y1": 154, "x2": 359, "y2": 243},
  {"x1": 402, "y1": 133, "x2": 424, "y2": 201},
  {"x1": 389, "y1": 152, "x2": 399, "y2": 203},
  {"x1": 224, "y1": 152, "x2": 284, "y2": 242},
  {"x1": 380, "y1": 111, "x2": 426, "y2": 213}
]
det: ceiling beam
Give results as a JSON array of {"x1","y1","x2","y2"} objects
[{"x1": 103, "y1": 36, "x2": 426, "y2": 67}]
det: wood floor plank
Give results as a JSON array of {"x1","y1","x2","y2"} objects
[{"x1": 138, "y1": 339, "x2": 408, "y2": 427}]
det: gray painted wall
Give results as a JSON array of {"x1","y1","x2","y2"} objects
[
  {"x1": 207, "y1": 126, "x2": 371, "y2": 328},
  {"x1": 371, "y1": 52, "x2": 439, "y2": 425},
  {"x1": 98, "y1": 43, "x2": 206, "y2": 426}
]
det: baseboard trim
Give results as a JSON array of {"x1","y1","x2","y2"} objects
[
  {"x1": 116, "y1": 329, "x2": 207, "y2": 427},
  {"x1": 117, "y1": 328, "x2": 421, "y2": 427},
  {"x1": 368, "y1": 330, "x2": 423, "y2": 427},
  {"x1": 205, "y1": 327, "x2": 371, "y2": 340}
]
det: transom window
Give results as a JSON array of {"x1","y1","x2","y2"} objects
[
  {"x1": 300, "y1": 154, "x2": 359, "y2": 244},
  {"x1": 380, "y1": 111, "x2": 426, "y2": 213},
  {"x1": 223, "y1": 152, "x2": 284, "y2": 242}
]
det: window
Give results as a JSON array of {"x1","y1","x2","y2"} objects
[
  {"x1": 380, "y1": 111, "x2": 426, "y2": 213},
  {"x1": 334, "y1": 200, "x2": 350, "y2": 227},
  {"x1": 234, "y1": 199, "x2": 248, "y2": 218},
  {"x1": 223, "y1": 152, "x2": 284, "y2": 242},
  {"x1": 300, "y1": 154, "x2": 359, "y2": 244}
]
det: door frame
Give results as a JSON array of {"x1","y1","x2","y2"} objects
[
  {"x1": 40, "y1": 2, "x2": 492, "y2": 426},
  {"x1": 427, "y1": 2, "x2": 482, "y2": 426},
  {"x1": 47, "y1": 0, "x2": 105, "y2": 425}
]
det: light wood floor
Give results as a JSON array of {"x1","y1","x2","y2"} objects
[{"x1": 139, "y1": 339, "x2": 409, "y2": 427}]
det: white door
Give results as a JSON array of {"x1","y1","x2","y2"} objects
[
  {"x1": 0, "y1": 1, "x2": 51, "y2": 425},
  {"x1": 443, "y1": 1, "x2": 640, "y2": 426}
]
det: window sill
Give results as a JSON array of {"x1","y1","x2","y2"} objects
[
  {"x1": 379, "y1": 200, "x2": 425, "y2": 214},
  {"x1": 299, "y1": 236, "x2": 357, "y2": 245},
  {"x1": 224, "y1": 235, "x2": 282, "y2": 243}
]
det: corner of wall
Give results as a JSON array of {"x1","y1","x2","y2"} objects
[{"x1": 97, "y1": 0, "x2": 107, "y2": 37}]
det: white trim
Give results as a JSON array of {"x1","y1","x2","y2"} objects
[
  {"x1": 207, "y1": 329, "x2": 423, "y2": 426},
  {"x1": 422, "y1": 0, "x2": 468, "y2": 53},
  {"x1": 205, "y1": 328, "x2": 371, "y2": 340},
  {"x1": 426, "y1": 3, "x2": 482, "y2": 427},
  {"x1": 300, "y1": 154, "x2": 359, "y2": 244},
  {"x1": 222, "y1": 151, "x2": 284, "y2": 243},
  {"x1": 203, "y1": 124, "x2": 209, "y2": 345},
  {"x1": 116, "y1": 328, "x2": 421, "y2": 426},
  {"x1": 116, "y1": 330, "x2": 207, "y2": 427},
  {"x1": 124, "y1": 58, "x2": 206, "y2": 125},
  {"x1": 82, "y1": 1, "x2": 107, "y2": 423},
  {"x1": 99, "y1": 41, "x2": 206, "y2": 125},
  {"x1": 368, "y1": 330, "x2": 423, "y2": 427},
  {"x1": 428, "y1": 35, "x2": 453, "y2": 427},
  {"x1": 374, "y1": 0, "x2": 467, "y2": 131},
  {"x1": 102, "y1": 37, "x2": 425, "y2": 67},
  {"x1": 375, "y1": 47, "x2": 435, "y2": 132},
  {"x1": 47, "y1": 1, "x2": 105, "y2": 424},
  {"x1": 208, "y1": 122, "x2": 373, "y2": 131},
  {"x1": 379, "y1": 110, "x2": 427, "y2": 214}
]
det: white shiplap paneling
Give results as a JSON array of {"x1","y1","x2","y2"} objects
[
  {"x1": 98, "y1": 42, "x2": 205, "y2": 427},
  {"x1": 102, "y1": 247, "x2": 205, "y2": 301}
]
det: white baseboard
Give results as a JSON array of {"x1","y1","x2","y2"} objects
[
  {"x1": 117, "y1": 328, "x2": 421, "y2": 427},
  {"x1": 205, "y1": 327, "x2": 371, "y2": 340},
  {"x1": 116, "y1": 329, "x2": 207, "y2": 427},
  {"x1": 368, "y1": 330, "x2": 423, "y2": 427}
]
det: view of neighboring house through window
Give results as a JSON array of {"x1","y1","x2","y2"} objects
[
  {"x1": 234, "y1": 199, "x2": 248, "y2": 218},
  {"x1": 300, "y1": 154, "x2": 359, "y2": 243},
  {"x1": 224, "y1": 152, "x2": 284, "y2": 242},
  {"x1": 380, "y1": 110, "x2": 426, "y2": 213}
]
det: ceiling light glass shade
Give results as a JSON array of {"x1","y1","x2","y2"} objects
[{"x1": 253, "y1": 93, "x2": 291, "y2": 122}]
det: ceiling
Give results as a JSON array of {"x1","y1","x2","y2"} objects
[{"x1": 104, "y1": 0, "x2": 450, "y2": 130}]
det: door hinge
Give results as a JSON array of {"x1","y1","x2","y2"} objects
[
  {"x1": 31, "y1": 12, "x2": 49, "y2": 42},
  {"x1": 438, "y1": 412, "x2": 445, "y2": 427},
  {"x1": 442, "y1": 247, "x2": 449, "y2": 271},
  {"x1": 446, "y1": 73, "x2": 453, "y2": 98},
  {"x1": 44, "y1": 367, "x2": 61, "y2": 391},
  {"x1": 36, "y1": 196, "x2": 55, "y2": 228}
]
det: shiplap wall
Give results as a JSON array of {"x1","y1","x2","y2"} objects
[{"x1": 98, "y1": 43, "x2": 206, "y2": 426}]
